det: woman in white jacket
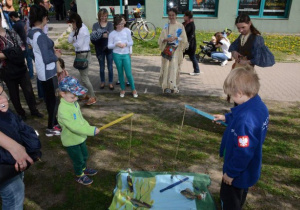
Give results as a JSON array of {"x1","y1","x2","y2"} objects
[
  {"x1": 68, "y1": 13, "x2": 96, "y2": 105},
  {"x1": 211, "y1": 32, "x2": 231, "y2": 67}
]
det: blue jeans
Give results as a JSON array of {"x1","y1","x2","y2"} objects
[
  {"x1": 184, "y1": 53, "x2": 200, "y2": 73},
  {"x1": 211, "y1": 52, "x2": 229, "y2": 62},
  {"x1": 112, "y1": 53, "x2": 135, "y2": 91},
  {"x1": 25, "y1": 46, "x2": 34, "y2": 79},
  {"x1": 97, "y1": 49, "x2": 113, "y2": 84},
  {"x1": 0, "y1": 174, "x2": 24, "y2": 210}
]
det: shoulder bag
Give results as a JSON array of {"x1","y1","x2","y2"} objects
[
  {"x1": 73, "y1": 52, "x2": 89, "y2": 70},
  {"x1": 161, "y1": 24, "x2": 179, "y2": 61}
]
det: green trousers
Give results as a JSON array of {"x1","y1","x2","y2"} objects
[
  {"x1": 113, "y1": 53, "x2": 135, "y2": 91},
  {"x1": 66, "y1": 141, "x2": 89, "y2": 176}
]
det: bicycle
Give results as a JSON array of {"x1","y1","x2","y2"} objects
[{"x1": 128, "y1": 12, "x2": 156, "y2": 41}]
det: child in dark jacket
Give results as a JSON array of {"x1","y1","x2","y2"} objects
[{"x1": 214, "y1": 65, "x2": 269, "y2": 210}]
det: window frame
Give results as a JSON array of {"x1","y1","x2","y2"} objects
[
  {"x1": 237, "y1": 0, "x2": 292, "y2": 19},
  {"x1": 164, "y1": 0, "x2": 219, "y2": 18},
  {"x1": 96, "y1": 0, "x2": 146, "y2": 19}
]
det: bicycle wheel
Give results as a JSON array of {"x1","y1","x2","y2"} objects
[
  {"x1": 138, "y1": 22, "x2": 156, "y2": 41},
  {"x1": 130, "y1": 22, "x2": 141, "y2": 40}
]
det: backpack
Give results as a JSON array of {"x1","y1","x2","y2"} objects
[{"x1": 0, "y1": 30, "x2": 27, "y2": 80}]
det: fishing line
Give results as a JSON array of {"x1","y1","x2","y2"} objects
[{"x1": 174, "y1": 107, "x2": 186, "y2": 169}]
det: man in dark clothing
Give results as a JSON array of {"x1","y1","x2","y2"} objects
[
  {"x1": 52, "y1": 0, "x2": 65, "y2": 21},
  {"x1": 3, "y1": 12, "x2": 43, "y2": 121},
  {"x1": 9, "y1": 12, "x2": 26, "y2": 47},
  {"x1": 9, "y1": 12, "x2": 34, "y2": 79}
]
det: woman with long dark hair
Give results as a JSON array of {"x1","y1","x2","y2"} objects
[
  {"x1": 158, "y1": 8, "x2": 188, "y2": 93},
  {"x1": 28, "y1": 5, "x2": 60, "y2": 136},
  {"x1": 229, "y1": 14, "x2": 275, "y2": 68},
  {"x1": 68, "y1": 13, "x2": 96, "y2": 105}
]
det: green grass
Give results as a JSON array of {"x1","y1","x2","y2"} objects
[
  {"x1": 21, "y1": 94, "x2": 300, "y2": 209},
  {"x1": 56, "y1": 27, "x2": 300, "y2": 62}
]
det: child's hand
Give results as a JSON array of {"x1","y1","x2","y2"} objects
[
  {"x1": 95, "y1": 128, "x2": 100, "y2": 135},
  {"x1": 222, "y1": 173, "x2": 233, "y2": 185},
  {"x1": 55, "y1": 49, "x2": 62, "y2": 58},
  {"x1": 213, "y1": 114, "x2": 225, "y2": 124}
]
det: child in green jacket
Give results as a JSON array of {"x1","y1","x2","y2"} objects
[{"x1": 58, "y1": 76, "x2": 100, "y2": 185}]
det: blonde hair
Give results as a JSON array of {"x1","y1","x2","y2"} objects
[
  {"x1": 98, "y1": 8, "x2": 108, "y2": 22},
  {"x1": 223, "y1": 65, "x2": 260, "y2": 97}
]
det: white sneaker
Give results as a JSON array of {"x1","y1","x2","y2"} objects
[
  {"x1": 120, "y1": 91, "x2": 125, "y2": 98},
  {"x1": 189, "y1": 72, "x2": 201, "y2": 76},
  {"x1": 132, "y1": 91, "x2": 138, "y2": 98},
  {"x1": 220, "y1": 60, "x2": 228, "y2": 66}
]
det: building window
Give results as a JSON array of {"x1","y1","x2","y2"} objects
[
  {"x1": 165, "y1": 0, "x2": 219, "y2": 17},
  {"x1": 192, "y1": 0, "x2": 218, "y2": 15},
  {"x1": 97, "y1": 0, "x2": 145, "y2": 17},
  {"x1": 238, "y1": 0, "x2": 291, "y2": 18}
]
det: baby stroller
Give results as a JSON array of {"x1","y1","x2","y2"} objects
[
  {"x1": 196, "y1": 28, "x2": 232, "y2": 63},
  {"x1": 196, "y1": 41, "x2": 217, "y2": 63}
]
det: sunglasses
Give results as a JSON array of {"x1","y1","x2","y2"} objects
[{"x1": 100, "y1": 8, "x2": 108, "y2": 13}]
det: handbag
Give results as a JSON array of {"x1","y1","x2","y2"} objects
[
  {"x1": 73, "y1": 52, "x2": 89, "y2": 70},
  {"x1": 161, "y1": 43, "x2": 178, "y2": 61},
  {"x1": 161, "y1": 24, "x2": 181, "y2": 61}
]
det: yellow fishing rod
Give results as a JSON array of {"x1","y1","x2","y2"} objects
[{"x1": 99, "y1": 113, "x2": 134, "y2": 131}]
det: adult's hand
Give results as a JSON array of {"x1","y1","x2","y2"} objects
[
  {"x1": 0, "y1": 88, "x2": 9, "y2": 112},
  {"x1": 232, "y1": 51, "x2": 241, "y2": 61},
  {"x1": 102, "y1": 33, "x2": 108, "y2": 38},
  {"x1": 55, "y1": 49, "x2": 62, "y2": 58},
  {"x1": 0, "y1": 132, "x2": 34, "y2": 172},
  {"x1": 9, "y1": 142, "x2": 34, "y2": 172},
  {"x1": 167, "y1": 36, "x2": 177, "y2": 43}
]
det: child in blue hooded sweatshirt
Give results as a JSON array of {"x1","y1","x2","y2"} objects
[{"x1": 214, "y1": 65, "x2": 269, "y2": 210}]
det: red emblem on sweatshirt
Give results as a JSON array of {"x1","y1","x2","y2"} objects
[{"x1": 238, "y1": 136, "x2": 249, "y2": 148}]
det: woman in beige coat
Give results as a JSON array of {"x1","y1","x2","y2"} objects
[{"x1": 158, "y1": 8, "x2": 188, "y2": 94}]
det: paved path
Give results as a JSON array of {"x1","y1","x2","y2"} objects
[
  {"x1": 60, "y1": 55, "x2": 300, "y2": 102},
  {"x1": 47, "y1": 23, "x2": 300, "y2": 102}
]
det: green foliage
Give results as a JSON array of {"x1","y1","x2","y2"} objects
[{"x1": 56, "y1": 28, "x2": 300, "y2": 61}]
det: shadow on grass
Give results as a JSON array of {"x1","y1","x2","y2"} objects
[
  {"x1": 13, "y1": 91, "x2": 300, "y2": 210},
  {"x1": 24, "y1": 168, "x2": 115, "y2": 209}
]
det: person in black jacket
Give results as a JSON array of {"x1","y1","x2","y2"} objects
[
  {"x1": 9, "y1": 11, "x2": 35, "y2": 79},
  {"x1": 0, "y1": 85, "x2": 39, "y2": 209},
  {"x1": 53, "y1": 0, "x2": 65, "y2": 21},
  {"x1": 183, "y1": 10, "x2": 200, "y2": 76},
  {"x1": 0, "y1": 13, "x2": 43, "y2": 121}
]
